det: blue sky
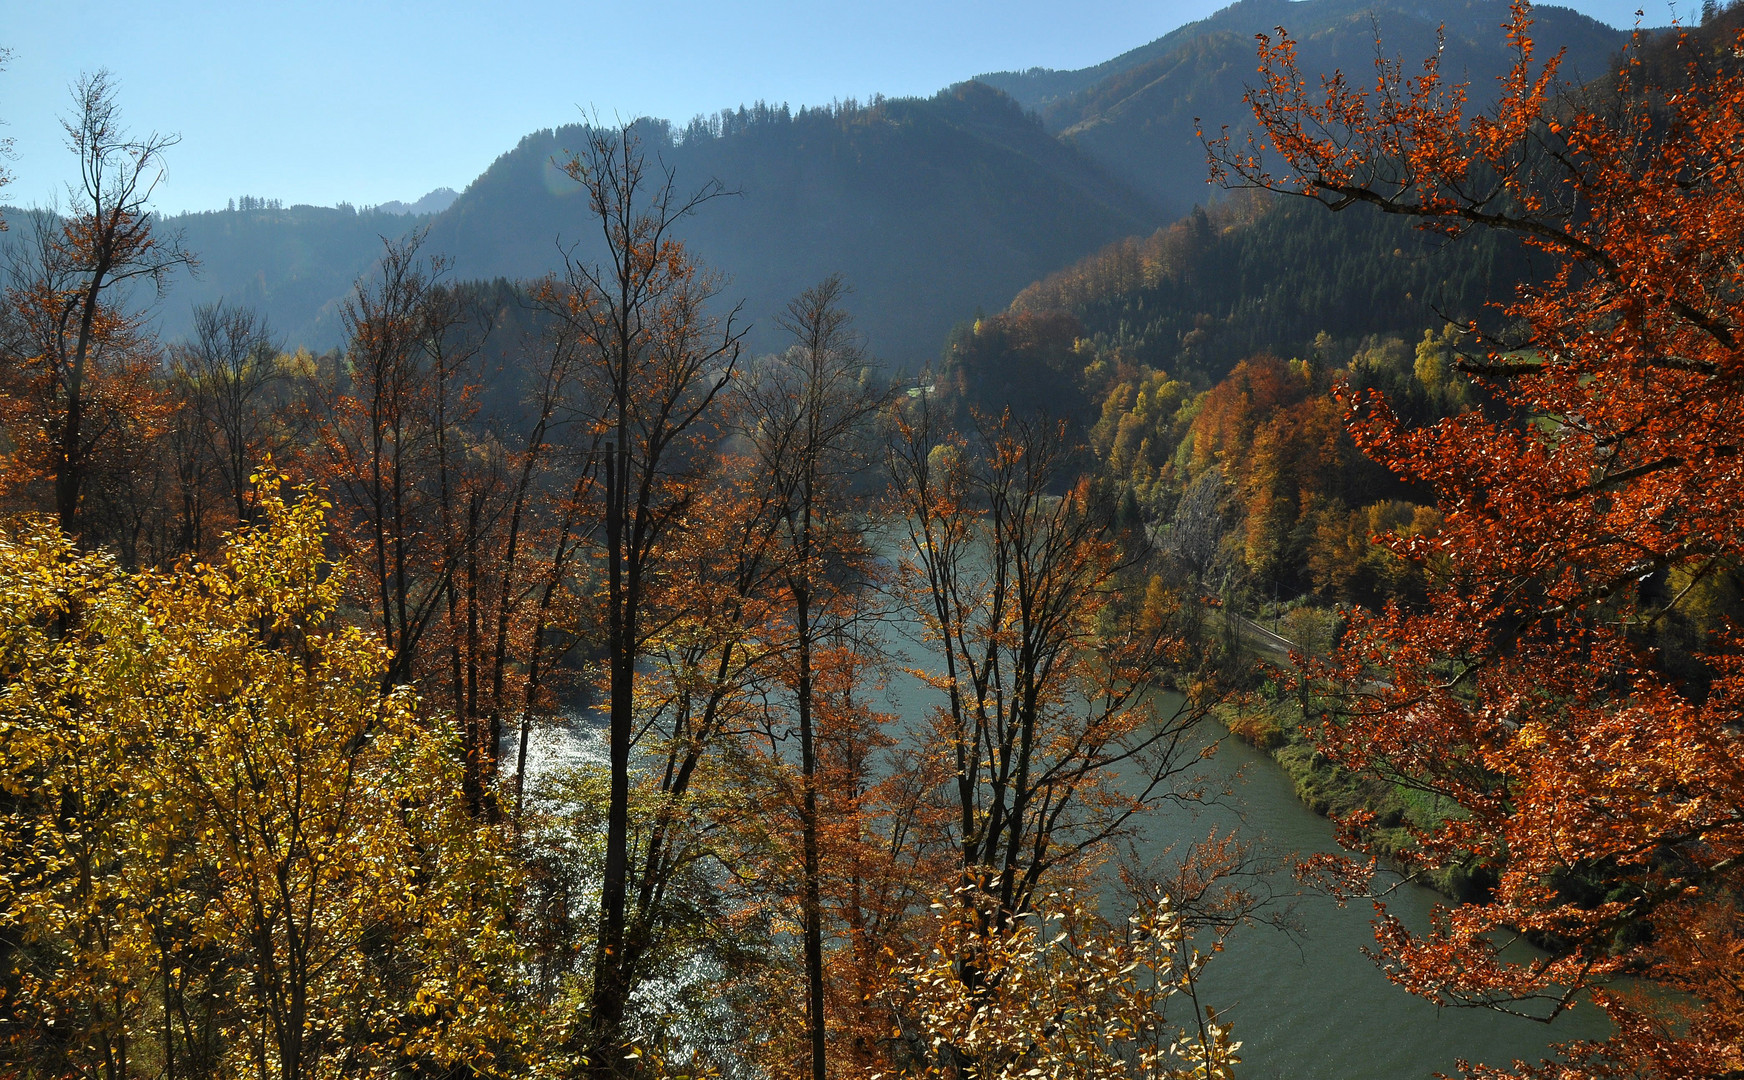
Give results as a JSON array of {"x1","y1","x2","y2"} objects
[{"x1": 2, "y1": 0, "x2": 1688, "y2": 215}]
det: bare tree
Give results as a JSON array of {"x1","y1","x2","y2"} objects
[
  {"x1": 2, "y1": 71, "x2": 193, "y2": 540},
  {"x1": 167, "y1": 301, "x2": 286, "y2": 546},
  {"x1": 491, "y1": 320, "x2": 590, "y2": 825},
  {"x1": 316, "y1": 234, "x2": 469, "y2": 691},
  {"x1": 538, "y1": 123, "x2": 743, "y2": 1075},
  {"x1": 0, "y1": 48, "x2": 13, "y2": 218},
  {"x1": 742, "y1": 275, "x2": 888, "y2": 1080},
  {"x1": 889, "y1": 407, "x2": 1216, "y2": 943}
]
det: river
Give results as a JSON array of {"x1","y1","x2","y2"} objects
[
  {"x1": 868, "y1": 633, "x2": 1614, "y2": 1079},
  {"x1": 1108, "y1": 724, "x2": 1611, "y2": 1079},
  {"x1": 525, "y1": 641, "x2": 1614, "y2": 1079}
]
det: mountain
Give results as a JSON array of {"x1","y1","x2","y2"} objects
[
  {"x1": 96, "y1": 0, "x2": 1638, "y2": 361},
  {"x1": 977, "y1": 0, "x2": 1636, "y2": 217},
  {"x1": 978, "y1": 0, "x2": 1632, "y2": 110},
  {"x1": 374, "y1": 187, "x2": 460, "y2": 216},
  {"x1": 422, "y1": 87, "x2": 1160, "y2": 365},
  {"x1": 128, "y1": 87, "x2": 1160, "y2": 362},
  {"x1": 0, "y1": 202, "x2": 436, "y2": 353},
  {"x1": 143, "y1": 203, "x2": 441, "y2": 350}
]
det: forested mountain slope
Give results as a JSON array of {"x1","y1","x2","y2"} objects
[
  {"x1": 937, "y1": 191, "x2": 1534, "y2": 426},
  {"x1": 423, "y1": 87, "x2": 1161, "y2": 365},
  {"x1": 978, "y1": 0, "x2": 1633, "y2": 216},
  {"x1": 84, "y1": 86, "x2": 1160, "y2": 360}
]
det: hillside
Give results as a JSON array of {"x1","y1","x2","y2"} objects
[
  {"x1": 978, "y1": 0, "x2": 1634, "y2": 216},
  {"x1": 423, "y1": 87, "x2": 1161, "y2": 365},
  {"x1": 148, "y1": 202, "x2": 439, "y2": 348},
  {"x1": 936, "y1": 190, "x2": 1535, "y2": 426},
  {"x1": 124, "y1": 87, "x2": 1160, "y2": 361}
]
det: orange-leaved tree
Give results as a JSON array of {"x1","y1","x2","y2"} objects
[
  {"x1": 537, "y1": 121, "x2": 744, "y2": 1075},
  {"x1": 741, "y1": 275, "x2": 893, "y2": 1080},
  {"x1": 1208, "y1": 4, "x2": 1744, "y2": 1076},
  {"x1": 1, "y1": 72, "x2": 191, "y2": 548}
]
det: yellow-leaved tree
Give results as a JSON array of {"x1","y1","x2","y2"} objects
[
  {"x1": 0, "y1": 475, "x2": 527, "y2": 1080},
  {"x1": 882, "y1": 888, "x2": 1238, "y2": 1080}
]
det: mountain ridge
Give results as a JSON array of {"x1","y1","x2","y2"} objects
[
  {"x1": 976, "y1": 0, "x2": 1647, "y2": 113},
  {"x1": 49, "y1": 0, "x2": 1642, "y2": 363},
  {"x1": 979, "y1": 0, "x2": 1635, "y2": 216},
  {"x1": 373, "y1": 187, "x2": 460, "y2": 216}
]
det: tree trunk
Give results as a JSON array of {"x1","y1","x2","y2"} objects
[
  {"x1": 795, "y1": 569, "x2": 826, "y2": 1080},
  {"x1": 591, "y1": 441, "x2": 632, "y2": 1077}
]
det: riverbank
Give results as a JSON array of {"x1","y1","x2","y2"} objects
[
  {"x1": 1214, "y1": 678, "x2": 1494, "y2": 901},
  {"x1": 1214, "y1": 605, "x2": 1491, "y2": 898}
]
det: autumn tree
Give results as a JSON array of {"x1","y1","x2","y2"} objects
[
  {"x1": 885, "y1": 888, "x2": 1237, "y2": 1080},
  {"x1": 790, "y1": 640, "x2": 947, "y2": 1077},
  {"x1": 0, "y1": 480, "x2": 526, "y2": 1080},
  {"x1": 741, "y1": 276, "x2": 892, "y2": 1079},
  {"x1": 521, "y1": 448, "x2": 788, "y2": 1056},
  {"x1": 1177, "y1": 354, "x2": 1379, "y2": 594},
  {"x1": 312, "y1": 241, "x2": 595, "y2": 820},
  {"x1": 889, "y1": 406, "x2": 1218, "y2": 943},
  {"x1": 507, "y1": 456, "x2": 595, "y2": 826},
  {"x1": 165, "y1": 300, "x2": 290, "y2": 552},
  {"x1": 538, "y1": 123, "x2": 744, "y2": 1075},
  {"x1": 1209, "y1": 4, "x2": 1744, "y2": 1075},
  {"x1": 313, "y1": 235, "x2": 465, "y2": 692},
  {"x1": 0, "y1": 71, "x2": 191, "y2": 544},
  {"x1": 486, "y1": 316, "x2": 590, "y2": 825}
]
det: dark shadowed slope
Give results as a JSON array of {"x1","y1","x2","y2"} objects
[
  {"x1": 124, "y1": 87, "x2": 1159, "y2": 362},
  {"x1": 423, "y1": 86, "x2": 1162, "y2": 366},
  {"x1": 978, "y1": 0, "x2": 1632, "y2": 217}
]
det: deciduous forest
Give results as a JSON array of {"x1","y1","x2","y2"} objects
[{"x1": 2, "y1": 1, "x2": 1742, "y2": 1078}]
